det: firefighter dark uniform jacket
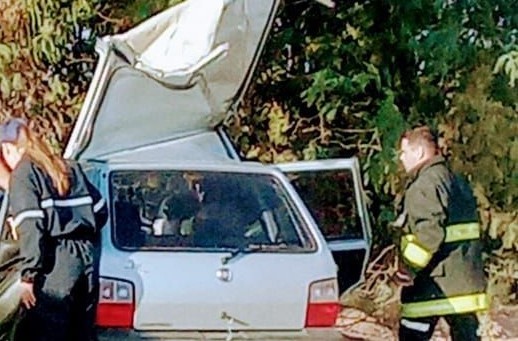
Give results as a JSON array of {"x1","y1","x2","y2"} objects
[
  {"x1": 8, "y1": 156, "x2": 107, "y2": 284},
  {"x1": 399, "y1": 155, "x2": 487, "y2": 319}
]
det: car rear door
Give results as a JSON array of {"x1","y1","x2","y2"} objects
[
  {"x1": 107, "y1": 163, "x2": 336, "y2": 331},
  {"x1": 276, "y1": 158, "x2": 372, "y2": 294}
]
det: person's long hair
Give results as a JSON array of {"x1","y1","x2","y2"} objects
[
  {"x1": 16, "y1": 125, "x2": 71, "y2": 196},
  {"x1": 0, "y1": 153, "x2": 10, "y2": 190}
]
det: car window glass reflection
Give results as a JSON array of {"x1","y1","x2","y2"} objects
[
  {"x1": 287, "y1": 169, "x2": 363, "y2": 240},
  {"x1": 110, "y1": 170, "x2": 314, "y2": 251}
]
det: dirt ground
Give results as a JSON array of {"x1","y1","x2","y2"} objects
[
  {"x1": 432, "y1": 305, "x2": 518, "y2": 340},
  {"x1": 337, "y1": 305, "x2": 518, "y2": 340},
  {"x1": 494, "y1": 306, "x2": 518, "y2": 338}
]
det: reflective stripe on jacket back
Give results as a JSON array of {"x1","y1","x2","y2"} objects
[{"x1": 401, "y1": 222, "x2": 480, "y2": 269}]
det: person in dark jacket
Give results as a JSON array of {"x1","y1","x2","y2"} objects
[
  {"x1": 0, "y1": 118, "x2": 108, "y2": 341},
  {"x1": 395, "y1": 126, "x2": 487, "y2": 340},
  {"x1": 0, "y1": 151, "x2": 11, "y2": 238}
]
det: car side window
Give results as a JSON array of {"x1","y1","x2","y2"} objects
[{"x1": 287, "y1": 169, "x2": 363, "y2": 240}]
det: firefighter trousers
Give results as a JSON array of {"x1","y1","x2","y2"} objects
[
  {"x1": 399, "y1": 275, "x2": 482, "y2": 340},
  {"x1": 399, "y1": 313, "x2": 480, "y2": 340},
  {"x1": 13, "y1": 239, "x2": 100, "y2": 341}
]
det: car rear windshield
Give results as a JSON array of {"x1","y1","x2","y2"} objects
[{"x1": 109, "y1": 170, "x2": 315, "y2": 251}]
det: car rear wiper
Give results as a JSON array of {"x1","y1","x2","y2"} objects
[{"x1": 220, "y1": 243, "x2": 289, "y2": 265}]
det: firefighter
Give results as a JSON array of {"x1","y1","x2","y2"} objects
[
  {"x1": 0, "y1": 118, "x2": 108, "y2": 341},
  {"x1": 395, "y1": 126, "x2": 487, "y2": 340}
]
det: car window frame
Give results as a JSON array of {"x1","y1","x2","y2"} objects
[{"x1": 106, "y1": 166, "x2": 318, "y2": 253}]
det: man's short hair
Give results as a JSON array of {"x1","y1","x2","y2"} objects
[{"x1": 400, "y1": 126, "x2": 439, "y2": 152}]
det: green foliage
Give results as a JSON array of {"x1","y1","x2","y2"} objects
[
  {"x1": 25, "y1": 0, "x2": 99, "y2": 64},
  {"x1": 494, "y1": 50, "x2": 518, "y2": 88},
  {"x1": 442, "y1": 66, "x2": 517, "y2": 212},
  {"x1": 112, "y1": 0, "x2": 181, "y2": 24},
  {"x1": 0, "y1": 0, "x2": 129, "y2": 151},
  {"x1": 0, "y1": 0, "x2": 174, "y2": 150}
]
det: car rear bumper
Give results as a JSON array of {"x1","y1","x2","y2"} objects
[{"x1": 97, "y1": 327, "x2": 345, "y2": 340}]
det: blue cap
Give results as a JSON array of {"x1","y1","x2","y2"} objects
[{"x1": 0, "y1": 118, "x2": 27, "y2": 143}]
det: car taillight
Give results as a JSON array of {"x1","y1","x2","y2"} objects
[
  {"x1": 305, "y1": 278, "x2": 341, "y2": 327},
  {"x1": 96, "y1": 278, "x2": 135, "y2": 328}
]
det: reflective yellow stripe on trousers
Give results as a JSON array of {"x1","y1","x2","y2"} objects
[{"x1": 402, "y1": 293, "x2": 489, "y2": 318}]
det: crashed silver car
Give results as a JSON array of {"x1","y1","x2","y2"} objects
[{"x1": 1, "y1": 0, "x2": 372, "y2": 339}]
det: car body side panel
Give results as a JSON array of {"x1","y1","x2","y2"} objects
[{"x1": 94, "y1": 163, "x2": 336, "y2": 331}]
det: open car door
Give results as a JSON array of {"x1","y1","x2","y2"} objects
[{"x1": 276, "y1": 158, "x2": 372, "y2": 294}]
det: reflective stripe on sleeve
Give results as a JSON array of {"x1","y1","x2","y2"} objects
[
  {"x1": 400, "y1": 319, "x2": 430, "y2": 332},
  {"x1": 444, "y1": 222, "x2": 480, "y2": 243},
  {"x1": 93, "y1": 198, "x2": 106, "y2": 213},
  {"x1": 402, "y1": 293, "x2": 488, "y2": 318},
  {"x1": 12, "y1": 209, "x2": 45, "y2": 227},
  {"x1": 40, "y1": 196, "x2": 93, "y2": 209},
  {"x1": 401, "y1": 234, "x2": 432, "y2": 268}
]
